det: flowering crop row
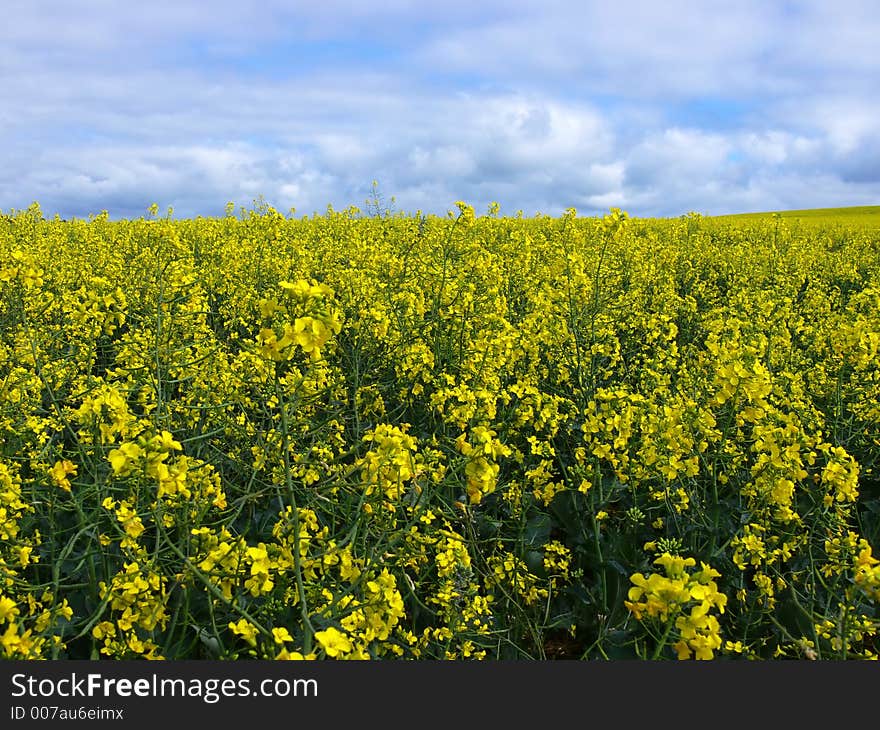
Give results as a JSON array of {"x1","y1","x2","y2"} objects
[{"x1": 1, "y1": 202, "x2": 878, "y2": 659}]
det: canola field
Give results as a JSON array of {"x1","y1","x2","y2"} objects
[{"x1": 1, "y1": 202, "x2": 879, "y2": 660}]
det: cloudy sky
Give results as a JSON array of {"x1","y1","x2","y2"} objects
[{"x1": 3, "y1": 0, "x2": 879, "y2": 219}]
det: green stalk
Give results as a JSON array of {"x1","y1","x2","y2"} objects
[{"x1": 274, "y1": 369, "x2": 315, "y2": 653}]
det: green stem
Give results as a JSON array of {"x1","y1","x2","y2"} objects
[
  {"x1": 274, "y1": 369, "x2": 315, "y2": 653},
  {"x1": 651, "y1": 617, "x2": 676, "y2": 660}
]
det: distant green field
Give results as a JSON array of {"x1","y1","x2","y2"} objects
[{"x1": 709, "y1": 205, "x2": 880, "y2": 228}]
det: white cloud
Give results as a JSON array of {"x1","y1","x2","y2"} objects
[
  {"x1": 739, "y1": 132, "x2": 818, "y2": 167},
  {"x1": 627, "y1": 128, "x2": 732, "y2": 183}
]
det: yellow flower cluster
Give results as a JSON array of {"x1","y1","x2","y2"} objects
[
  {"x1": 625, "y1": 553, "x2": 728, "y2": 659},
  {"x1": 456, "y1": 426, "x2": 511, "y2": 504}
]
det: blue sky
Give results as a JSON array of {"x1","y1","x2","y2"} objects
[{"x1": 2, "y1": 0, "x2": 879, "y2": 219}]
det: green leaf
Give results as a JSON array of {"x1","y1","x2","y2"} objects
[{"x1": 524, "y1": 513, "x2": 551, "y2": 547}]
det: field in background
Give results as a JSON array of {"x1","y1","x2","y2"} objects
[
  {"x1": 1, "y1": 202, "x2": 879, "y2": 661},
  {"x1": 709, "y1": 205, "x2": 880, "y2": 229}
]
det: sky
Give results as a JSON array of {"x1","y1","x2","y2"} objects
[{"x1": 2, "y1": 0, "x2": 879, "y2": 220}]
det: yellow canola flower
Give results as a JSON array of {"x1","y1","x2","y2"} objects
[
  {"x1": 291, "y1": 316, "x2": 332, "y2": 359},
  {"x1": 108, "y1": 442, "x2": 143, "y2": 476},
  {"x1": 854, "y1": 543, "x2": 880, "y2": 602},
  {"x1": 456, "y1": 427, "x2": 510, "y2": 504},
  {"x1": 0, "y1": 595, "x2": 20, "y2": 623},
  {"x1": 50, "y1": 460, "x2": 77, "y2": 492},
  {"x1": 626, "y1": 553, "x2": 727, "y2": 659},
  {"x1": 279, "y1": 279, "x2": 334, "y2": 301},
  {"x1": 314, "y1": 627, "x2": 352, "y2": 658},
  {"x1": 257, "y1": 327, "x2": 294, "y2": 361},
  {"x1": 272, "y1": 627, "x2": 294, "y2": 645},
  {"x1": 151, "y1": 430, "x2": 182, "y2": 452},
  {"x1": 228, "y1": 619, "x2": 259, "y2": 647},
  {"x1": 275, "y1": 649, "x2": 315, "y2": 660}
]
